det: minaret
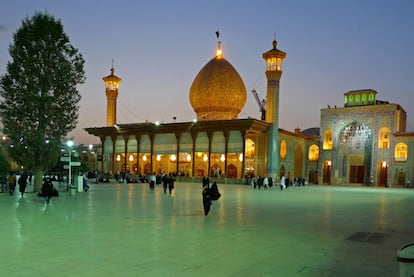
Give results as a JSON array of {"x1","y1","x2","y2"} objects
[
  {"x1": 102, "y1": 67, "x2": 122, "y2": 126},
  {"x1": 262, "y1": 38, "x2": 286, "y2": 179}
]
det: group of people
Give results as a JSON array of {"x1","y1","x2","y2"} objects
[
  {"x1": 202, "y1": 177, "x2": 221, "y2": 216},
  {"x1": 148, "y1": 172, "x2": 176, "y2": 194},
  {"x1": 7, "y1": 171, "x2": 30, "y2": 197},
  {"x1": 250, "y1": 175, "x2": 274, "y2": 189}
]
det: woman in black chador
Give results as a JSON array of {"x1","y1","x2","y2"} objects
[
  {"x1": 202, "y1": 184, "x2": 212, "y2": 216},
  {"x1": 210, "y1": 182, "x2": 221, "y2": 201},
  {"x1": 41, "y1": 177, "x2": 54, "y2": 204}
]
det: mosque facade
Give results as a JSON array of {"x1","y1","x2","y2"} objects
[{"x1": 85, "y1": 38, "x2": 413, "y2": 187}]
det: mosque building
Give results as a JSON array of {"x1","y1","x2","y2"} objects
[{"x1": 85, "y1": 37, "x2": 413, "y2": 187}]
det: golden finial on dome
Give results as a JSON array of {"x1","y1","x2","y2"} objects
[{"x1": 215, "y1": 30, "x2": 222, "y2": 58}]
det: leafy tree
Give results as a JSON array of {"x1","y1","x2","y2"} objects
[
  {"x1": 0, "y1": 146, "x2": 9, "y2": 175},
  {"x1": 0, "y1": 12, "x2": 85, "y2": 191}
]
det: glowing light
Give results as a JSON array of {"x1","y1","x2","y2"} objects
[
  {"x1": 382, "y1": 161, "x2": 387, "y2": 168},
  {"x1": 216, "y1": 41, "x2": 222, "y2": 58},
  {"x1": 156, "y1": 155, "x2": 161, "y2": 161},
  {"x1": 170, "y1": 155, "x2": 176, "y2": 162},
  {"x1": 143, "y1": 155, "x2": 147, "y2": 161},
  {"x1": 239, "y1": 153, "x2": 243, "y2": 162},
  {"x1": 203, "y1": 154, "x2": 208, "y2": 162},
  {"x1": 220, "y1": 154, "x2": 225, "y2": 162},
  {"x1": 116, "y1": 155, "x2": 121, "y2": 162},
  {"x1": 327, "y1": 160, "x2": 331, "y2": 166},
  {"x1": 186, "y1": 154, "x2": 191, "y2": 162},
  {"x1": 129, "y1": 154, "x2": 134, "y2": 162}
]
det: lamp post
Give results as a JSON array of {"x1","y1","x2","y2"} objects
[{"x1": 67, "y1": 140, "x2": 74, "y2": 190}]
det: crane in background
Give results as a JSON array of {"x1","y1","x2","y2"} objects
[{"x1": 251, "y1": 89, "x2": 266, "y2": 121}]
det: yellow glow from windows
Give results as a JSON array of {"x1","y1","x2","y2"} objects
[
  {"x1": 395, "y1": 142, "x2": 408, "y2": 161},
  {"x1": 308, "y1": 144, "x2": 319, "y2": 161},
  {"x1": 323, "y1": 129, "x2": 333, "y2": 150},
  {"x1": 280, "y1": 140, "x2": 287, "y2": 158},
  {"x1": 378, "y1": 127, "x2": 390, "y2": 149}
]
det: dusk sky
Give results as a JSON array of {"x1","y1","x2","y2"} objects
[{"x1": 1, "y1": 0, "x2": 413, "y2": 145}]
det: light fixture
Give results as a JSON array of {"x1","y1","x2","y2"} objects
[
  {"x1": 186, "y1": 154, "x2": 191, "y2": 162},
  {"x1": 143, "y1": 155, "x2": 147, "y2": 161},
  {"x1": 203, "y1": 154, "x2": 208, "y2": 162},
  {"x1": 327, "y1": 160, "x2": 331, "y2": 166},
  {"x1": 116, "y1": 154, "x2": 121, "y2": 162},
  {"x1": 382, "y1": 161, "x2": 387, "y2": 168},
  {"x1": 239, "y1": 153, "x2": 243, "y2": 162},
  {"x1": 170, "y1": 154, "x2": 176, "y2": 162},
  {"x1": 129, "y1": 154, "x2": 134, "y2": 162},
  {"x1": 66, "y1": 140, "x2": 74, "y2": 148},
  {"x1": 220, "y1": 154, "x2": 225, "y2": 162},
  {"x1": 156, "y1": 155, "x2": 161, "y2": 161}
]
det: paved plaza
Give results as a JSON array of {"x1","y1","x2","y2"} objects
[{"x1": 1, "y1": 182, "x2": 413, "y2": 276}]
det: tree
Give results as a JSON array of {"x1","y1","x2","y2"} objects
[{"x1": 0, "y1": 12, "x2": 85, "y2": 192}]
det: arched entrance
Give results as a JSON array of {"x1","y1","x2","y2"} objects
[
  {"x1": 377, "y1": 161, "x2": 388, "y2": 187},
  {"x1": 338, "y1": 121, "x2": 372, "y2": 184},
  {"x1": 323, "y1": 160, "x2": 331, "y2": 184},
  {"x1": 279, "y1": 165, "x2": 285, "y2": 178},
  {"x1": 226, "y1": 164, "x2": 237, "y2": 178}
]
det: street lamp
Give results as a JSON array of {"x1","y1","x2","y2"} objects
[{"x1": 66, "y1": 140, "x2": 74, "y2": 190}]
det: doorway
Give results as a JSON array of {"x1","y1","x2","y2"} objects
[{"x1": 349, "y1": 166, "x2": 365, "y2": 183}]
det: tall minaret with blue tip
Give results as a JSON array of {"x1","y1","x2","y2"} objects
[{"x1": 262, "y1": 37, "x2": 286, "y2": 179}]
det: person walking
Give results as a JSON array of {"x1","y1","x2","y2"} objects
[
  {"x1": 18, "y1": 172, "x2": 28, "y2": 198},
  {"x1": 167, "y1": 174, "x2": 175, "y2": 194},
  {"x1": 41, "y1": 177, "x2": 54, "y2": 204},
  {"x1": 263, "y1": 176, "x2": 269, "y2": 189},
  {"x1": 202, "y1": 184, "x2": 212, "y2": 216},
  {"x1": 149, "y1": 172, "x2": 156, "y2": 191},
  {"x1": 8, "y1": 171, "x2": 16, "y2": 195},
  {"x1": 162, "y1": 173, "x2": 168, "y2": 194},
  {"x1": 202, "y1": 176, "x2": 210, "y2": 188},
  {"x1": 280, "y1": 176, "x2": 286, "y2": 191},
  {"x1": 210, "y1": 182, "x2": 221, "y2": 201}
]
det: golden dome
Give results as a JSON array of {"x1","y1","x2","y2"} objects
[{"x1": 189, "y1": 52, "x2": 247, "y2": 121}]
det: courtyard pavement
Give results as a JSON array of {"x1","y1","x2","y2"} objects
[{"x1": 1, "y1": 181, "x2": 413, "y2": 276}]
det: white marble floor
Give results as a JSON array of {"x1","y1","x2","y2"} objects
[{"x1": 1, "y1": 182, "x2": 413, "y2": 277}]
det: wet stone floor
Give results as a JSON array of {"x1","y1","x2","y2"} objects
[{"x1": 1, "y1": 182, "x2": 413, "y2": 277}]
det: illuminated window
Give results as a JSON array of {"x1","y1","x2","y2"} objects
[
  {"x1": 361, "y1": 94, "x2": 367, "y2": 105},
  {"x1": 280, "y1": 140, "x2": 287, "y2": 159},
  {"x1": 308, "y1": 144, "x2": 319, "y2": 161},
  {"x1": 355, "y1": 94, "x2": 360, "y2": 105},
  {"x1": 323, "y1": 129, "x2": 333, "y2": 150},
  {"x1": 349, "y1": 95, "x2": 354, "y2": 105},
  {"x1": 395, "y1": 142, "x2": 408, "y2": 161},
  {"x1": 378, "y1": 127, "x2": 390, "y2": 149},
  {"x1": 368, "y1": 93, "x2": 375, "y2": 104}
]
